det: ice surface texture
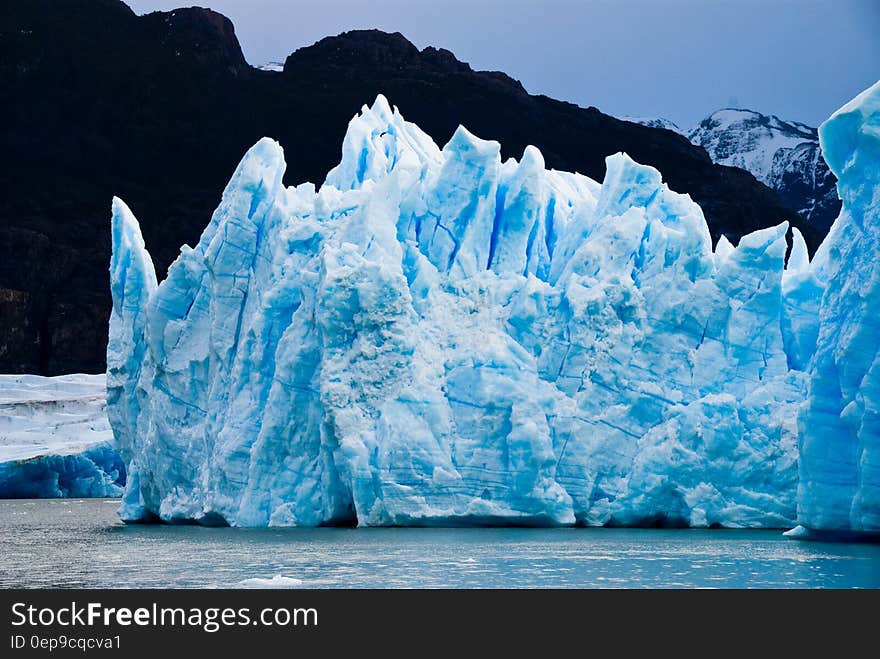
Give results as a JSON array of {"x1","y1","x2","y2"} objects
[
  {"x1": 0, "y1": 374, "x2": 124, "y2": 498},
  {"x1": 795, "y1": 81, "x2": 880, "y2": 533},
  {"x1": 106, "y1": 86, "x2": 876, "y2": 529}
]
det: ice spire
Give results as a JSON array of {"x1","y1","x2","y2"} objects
[{"x1": 106, "y1": 196, "x2": 158, "y2": 521}]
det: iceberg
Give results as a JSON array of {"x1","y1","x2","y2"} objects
[
  {"x1": 106, "y1": 87, "x2": 876, "y2": 529},
  {"x1": 0, "y1": 374, "x2": 125, "y2": 498}
]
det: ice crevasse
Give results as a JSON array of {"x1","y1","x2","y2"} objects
[{"x1": 107, "y1": 83, "x2": 879, "y2": 530}]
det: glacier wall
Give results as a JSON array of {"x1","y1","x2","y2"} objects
[
  {"x1": 0, "y1": 374, "x2": 125, "y2": 498},
  {"x1": 106, "y1": 89, "x2": 876, "y2": 529},
  {"x1": 795, "y1": 80, "x2": 880, "y2": 534}
]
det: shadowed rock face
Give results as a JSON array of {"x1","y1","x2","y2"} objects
[{"x1": 1, "y1": 0, "x2": 812, "y2": 374}]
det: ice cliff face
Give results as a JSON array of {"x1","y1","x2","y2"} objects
[
  {"x1": 107, "y1": 87, "x2": 875, "y2": 529},
  {"x1": 794, "y1": 81, "x2": 880, "y2": 535}
]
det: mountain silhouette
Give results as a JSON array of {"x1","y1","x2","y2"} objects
[{"x1": 0, "y1": 0, "x2": 815, "y2": 374}]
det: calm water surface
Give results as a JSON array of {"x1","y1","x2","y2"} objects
[{"x1": 2, "y1": 499, "x2": 879, "y2": 588}]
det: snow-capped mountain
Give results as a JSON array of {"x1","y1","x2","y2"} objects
[
  {"x1": 688, "y1": 109, "x2": 840, "y2": 232},
  {"x1": 622, "y1": 110, "x2": 840, "y2": 233}
]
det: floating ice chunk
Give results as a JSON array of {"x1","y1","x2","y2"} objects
[{"x1": 235, "y1": 575, "x2": 304, "y2": 589}]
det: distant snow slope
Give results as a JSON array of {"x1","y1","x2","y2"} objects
[
  {"x1": 688, "y1": 109, "x2": 839, "y2": 232},
  {"x1": 257, "y1": 61, "x2": 284, "y2": 72},
  {"x1": 619, "y1": 116, "x2": 684, "y2": 135},
  {"x1": 0, "y1": 374, "x2": 124, "y2": 497}
]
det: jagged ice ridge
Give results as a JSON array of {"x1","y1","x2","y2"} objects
[{"x1": 108, "y1": 84, "x2": 880, "y2": 531}]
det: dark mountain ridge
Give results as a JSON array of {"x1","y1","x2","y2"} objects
[{"x1": 1, "y1": 0, "x2": 818, "y2": 374}]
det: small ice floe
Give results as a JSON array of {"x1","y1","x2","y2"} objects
[{"x1": 235, "y1": 575, "x2": 304, "y2": 588}]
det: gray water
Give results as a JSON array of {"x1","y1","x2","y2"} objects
[{"x1": 2, "y1": 499, "x2": 879, "y2": 588}]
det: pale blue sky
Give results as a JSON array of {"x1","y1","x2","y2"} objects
[{"x1": 126, "y1": 0, "x2": 880, "y2": 129}]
